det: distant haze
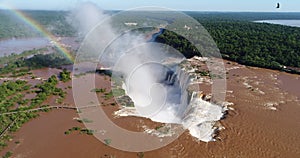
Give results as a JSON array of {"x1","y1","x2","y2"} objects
[{"x1": 1, "y1": 0, "x2": 300, "y2": 12}]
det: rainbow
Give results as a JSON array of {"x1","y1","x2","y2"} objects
[{"x1": 4, "y1": 6, "x2": 75, "y2": 62}]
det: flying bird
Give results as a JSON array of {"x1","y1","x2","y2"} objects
[{"x1": 276, "y1": 3, "x2": 280, "y2": 9}]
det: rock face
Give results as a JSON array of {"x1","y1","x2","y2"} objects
[{"x1": 115, "y1": 59, "x2": 231, "y2": 142}]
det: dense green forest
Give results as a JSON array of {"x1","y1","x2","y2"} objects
[
  {"x1": 156, "y1": 12, "x2": 300, "y2": 73},
  {"x1": 203, "y1": 21, "x2": 300, "y2": 68},
  {"x1": 0, "y1": 10, "x2": 75, "y2": 38},
  {"x1": 1, "y1": 10, "x2": 300, "y2": 73},
  {"x1": 24, "y1": 52, "x2": 73, "y2": 68},
  {"x1": 111, "y1": 11, "x2": 300, "y2": 72},
  {"x1": 0, "y1": 51, "x2": 73, "y2": 75},
  {"x1": 156, "y1": 22, "x2": 300, "y2": 70}
]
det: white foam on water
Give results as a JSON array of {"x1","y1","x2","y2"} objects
[
  {"x1": 182, "y1": 92, "x2": 226, "y2": 142},
  {"x1": 118, "y1": 65, "x2": 228, "y2": 142}
]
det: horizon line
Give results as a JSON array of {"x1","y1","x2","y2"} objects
[{"x1": 1, "y1": 8, "x2": 300, "y2": 13}]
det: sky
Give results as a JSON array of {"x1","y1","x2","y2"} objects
[{"x1": 0, "y1": 0, "x2": 300, "y2": 12}]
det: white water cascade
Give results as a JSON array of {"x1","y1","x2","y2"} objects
[{"x1": 117, "y1": 61, "x2": 228, "y2": 142}]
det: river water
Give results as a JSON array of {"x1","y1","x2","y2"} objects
[
  {"x1": 0, "y1": 38, "x2": 50, "y2": 57},
  {"x1": 148, "y1": 28, "x2": 164, "y2": 42},
  {"x1": 255, "y1": 20, "x2": 300, "y2": 27}
]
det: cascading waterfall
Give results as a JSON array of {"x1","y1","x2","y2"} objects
[
  {"x1": 119, "y1": 62, "x2": 227, "y2": 142},
  {"x1": 69, "y1": 2, "x2": 229, "y2": 142}
]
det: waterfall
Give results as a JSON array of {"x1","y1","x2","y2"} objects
[
  {"x1": 117, "y1": 61, "x2": 228, "y2": 142},
  {"x1": 173, "y1": 66, "x2": 192, "y2": 117},
  {"x1": 172, "y1": 66, "x2": 226, "y2": 142}
]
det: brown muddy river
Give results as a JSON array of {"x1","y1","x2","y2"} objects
[
  {"x1": 278, "y1": 73, "x2": 300, "y2": 98},
  {"x1": 1, "y1": 61, "x2": 300, "y2": 158}
]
